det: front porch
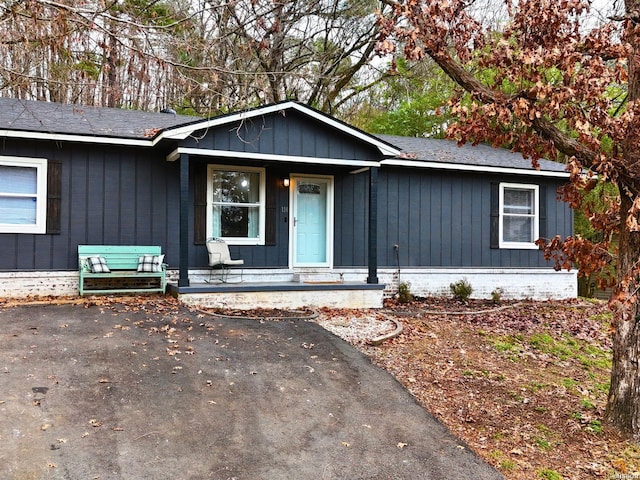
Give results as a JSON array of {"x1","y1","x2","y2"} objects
[
  {"x1": 167, "y1": 268, "x2": 385, "y2": 309},
  {"x1": 169, "y1": 281, "x2": 385, "y2": 310}
]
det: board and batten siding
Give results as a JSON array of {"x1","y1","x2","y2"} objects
[
  {"x1": 375, "y1": 167, "x2": 572, "y2": 269},
  {"x1": 333, "y1": 170, "x2": 369, "y2": 267},
  {"x1": 0, "y1": 138, "x2": 182, "y2": 271},
  {"x1": 182, "y1": 109, "x2": 383, "y2": 162}
]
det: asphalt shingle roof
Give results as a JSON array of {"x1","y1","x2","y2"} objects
[
  {"x1": 0, "y1": 97, "x2": 202, "y2": 139},
  {"x1": 377, "y1": 134, "x2": 568, "y2": 173},
  {"x1": 0, "y1": 98, "x2": 569, "y2": 174}
]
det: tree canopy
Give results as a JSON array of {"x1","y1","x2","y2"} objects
[{"x1": 0, "y1": 0, "x2": 388, "y2": 115}]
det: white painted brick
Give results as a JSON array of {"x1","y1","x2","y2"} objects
[{"x1": 0, "y1": 267, "x2": 576, "y2": 304}]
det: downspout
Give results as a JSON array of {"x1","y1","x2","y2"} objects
[
  {"x1": 367, "y1": 166, "x2": 379, "y2": 284},
  {"x1": 178, "y1": 153, "x2": 190, "y2": 287}
]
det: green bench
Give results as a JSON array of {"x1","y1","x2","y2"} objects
[{"x1": 78, "y1": 245, "x2": 167, "y2": 295}]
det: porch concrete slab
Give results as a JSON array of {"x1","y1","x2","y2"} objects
[
  {"x1": 170, "y1": 281, "x2": 386, "y2": 309},
  {"x1": 0, "y1": 300, "x2": 502, "y2": 480}
]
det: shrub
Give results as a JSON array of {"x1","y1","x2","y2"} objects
[
  {"x1": 397, "y1": 281, "x2": 413, "y2": 303},
  {"x1": 491, "y1": 288, "x2": 503, "y2": 304},
  {"x1": 450, "y1": 278, "x2": 473, "y2": 301}
]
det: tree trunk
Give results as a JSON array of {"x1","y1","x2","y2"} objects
[
  {"x1": 604, "y1": 0, "x2": 640, "y2": 438},
  {"x1": 605, "y1": 190, "x2": 640, "y2": 438}
]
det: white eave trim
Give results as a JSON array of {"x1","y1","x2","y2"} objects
[
  {"x1": 162, "y1": 101, "x2": 401, "y2": 157},
  {"x1": 166, "y1": 147, "x2": 381, "y2": 168},
  {"x1": 0, "y1": 129, "x2": 159, "y2": 147},
  {"x1": 381, "y1": 158, "x2": 570, "y2": 178}
]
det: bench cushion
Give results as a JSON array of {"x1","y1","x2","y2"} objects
[
  {"x1": 137, "y1": 254, "x2": 165, "y2": 273},
  {"x1": 87, "y1": 256, "x2": 111, "y2": 273}
]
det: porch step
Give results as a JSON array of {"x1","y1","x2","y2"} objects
[
  {"x1": 293, "y1": 272, "x2": 344, "y2": 284},
  {"x1": 169, "y1": 281, "x2": 384, "y2": 309}
]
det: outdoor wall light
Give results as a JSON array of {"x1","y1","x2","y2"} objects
[{"x1": 283, "y1": 178, "x2": 290, "y2": 187}]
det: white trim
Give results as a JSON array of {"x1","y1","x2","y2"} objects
[
  {"x1": 207, "y1": 164, "x2": 266, "y2": 245},
  {"x1": 381, "y1": 158, "x2": 569, "y2": 178},
  {"x1": 0, "y1": 129, "x2": 156, "y2": 147},
  {"x1": 167, "y1": 147, "x2": 380, "y2": 168},
  {"x1": 0, "y1": 156, "x2": 48, "y2": 234},
  {"x1": 162, "y1": 102, "x2": 401, "y2": 157},
  {"x1": 499, "y1": 182, "x2": 539, "y2": 249},
  {"x1": 289, "y1": 174, "x2": 334, "y2": 269}
]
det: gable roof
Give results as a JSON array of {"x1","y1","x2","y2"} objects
[
  {"x1": 164, "y1": 101, "x2": 401, "y2": 157},
  {"x1": 0, "y1": 97, "x2": 569, "y2": 177},
  {"x1": 0, "y1": 98, "x2": 400, "y2": 158},
  {"x1": 378, "y1": 134, "x2": 569, "y2": 178}
]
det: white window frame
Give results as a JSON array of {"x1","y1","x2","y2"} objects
[
  {"x1": 0, "y1": 156, "x2": 48, "y2": 234},
  {"x1": 206, "y1": 164, "x2": 266, "y2": 245},
  {"x1": 499, "y1": 182, "x2": 539, "y2": 249}
]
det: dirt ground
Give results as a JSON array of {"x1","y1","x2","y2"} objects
[{"x1": 316, "y1": 297, "x2": 635, "y2": 480}]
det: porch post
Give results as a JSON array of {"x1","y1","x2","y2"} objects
[
  {"x1": 178, "y1": 153, "x2": 190, "y2": 287},
  {"x1": 367, "y1": 166, "x2": 379, "y2": 284}
]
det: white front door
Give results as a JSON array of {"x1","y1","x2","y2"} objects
[{"x1": 290, "y1": 175, "x2": 333, "y2": 267}]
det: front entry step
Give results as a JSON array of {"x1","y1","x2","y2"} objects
[{"x1": 293, "y1": 271, "x2": 344, "y2": 284}]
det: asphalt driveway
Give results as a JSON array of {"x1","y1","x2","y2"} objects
[{"x1": 0, "y1": 299, "x2": 502, "y2": 480}]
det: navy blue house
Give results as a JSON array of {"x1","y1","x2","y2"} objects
[{"x1": 0, "y1": 98, "x2": 575, "y2": 308}]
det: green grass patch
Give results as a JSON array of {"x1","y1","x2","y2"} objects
[
  {"x1": 489, "y1": 450, "x2": 518, "y2": 472},
  {"x1": 587, "y1": 420, "x2": 604, "y2": 434},
  {"x1": 534, "y1": 437, "x2": 553, "y2": 450},
  {"x1": 493, "y1": 335, "x2": 522, "y2": 352},
  {"x1": 523, "y1": 332, "x2": 611, "y2": 371},
  {"x1": 538, "y1": 468, "x2": 562, "y2": 480},
  {"x1": 581, "y1": 398, "x2": 596, "y2": 410}
]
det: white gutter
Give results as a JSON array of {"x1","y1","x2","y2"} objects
[
  {"x1": 381, "y1": 158, "x2": 570, "y2": 178},
  {"x1": 0, "y1": 129, "x2": 155, "y2": 147}
]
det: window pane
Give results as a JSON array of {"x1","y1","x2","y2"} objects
[
  {"x1": 212, "y1": 171, "x2": 260, "y2": 204},
  {"x1": 0, "y1": 197, "x2": 37, "y2": 224},
  {"x1": 504, "y1": 188, "x2": 534, "y2": 214},
  {"x1": 0, "y1": 166, "x2": 37, "y2": 194},
  {"x1": 213, "y1": 205, "x2": 259, "y2": 238},
  {"x1": 503, "y1": 216, "x2": 533, "y2": 243}
]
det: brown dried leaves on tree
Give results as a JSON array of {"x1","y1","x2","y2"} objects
[{"x1": 378, "y1": 0, "x2": 640, "y2": 438}]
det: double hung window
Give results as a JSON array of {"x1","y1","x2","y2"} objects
[
  {"x1": 499, "y1": 183, "x2": 539, "y2": 249},
  {"x1": 207, "y1": 165, "x2": 265, "y2": 245},
  {"x1": 0, "y1": 157, "x2": 48, "y2": 234}
]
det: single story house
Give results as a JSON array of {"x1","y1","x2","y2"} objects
[{"x1": 0, "y1": 98, "x2": 575, "y2": 308}]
